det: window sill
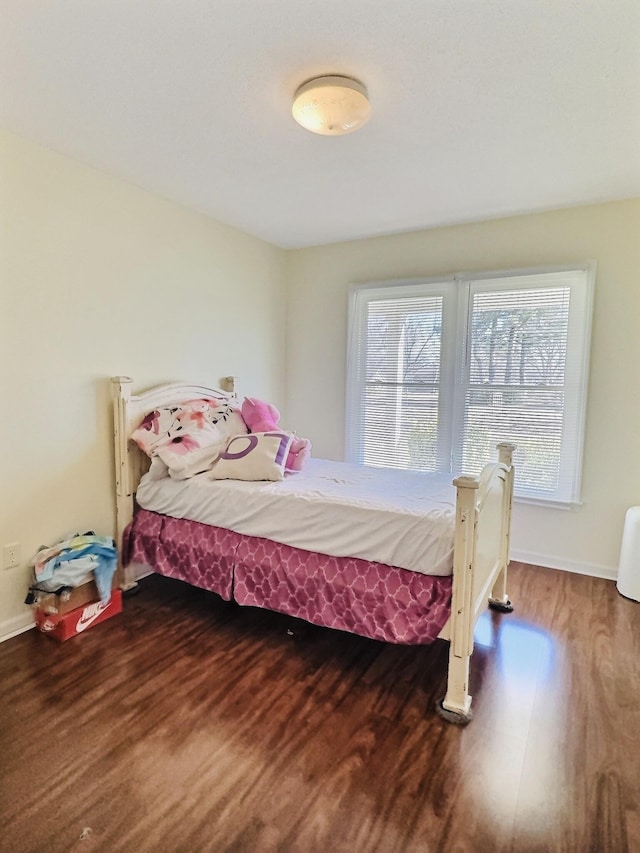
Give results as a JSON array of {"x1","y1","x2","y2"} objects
[{"x1": 514, "y1": 495, "x2": 583, "y2": 511}]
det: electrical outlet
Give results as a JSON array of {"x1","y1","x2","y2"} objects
[{"x1": 3, "y1": 543, "x2": 20, "y2": 570}]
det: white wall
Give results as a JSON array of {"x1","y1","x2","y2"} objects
[
  {"x1": 285, "y1": 200, "x2": 640, "y2": 578},
  {"x1": 0, "y1": 130, "x2": 287, "y2": 638}
]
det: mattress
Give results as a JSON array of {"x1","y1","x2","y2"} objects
[{"x1": 136, "y1": 458, "x2": 457, "y2": 577}]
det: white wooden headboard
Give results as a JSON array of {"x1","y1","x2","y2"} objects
[{"x1": 110, "y1": 375, "x2": 237, "y2": 587}]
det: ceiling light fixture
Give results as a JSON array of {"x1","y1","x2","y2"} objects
[{"x1": 292, "y1": 75, "x2": 371, "y2": 136}]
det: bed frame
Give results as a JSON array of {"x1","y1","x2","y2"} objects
[{"x1": 111, "y1": 375, "x2": 515, "y2": 724}]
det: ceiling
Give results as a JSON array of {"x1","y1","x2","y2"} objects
[{"x1": 2, "y1": 1, "x2": 639, "y2": 249}]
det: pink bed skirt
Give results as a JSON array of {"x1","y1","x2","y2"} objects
[{"x1": 123, "y1": 509, "x2": 452, "y2": 645}]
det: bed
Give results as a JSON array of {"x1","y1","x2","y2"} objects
[{"x1": 111, "y1": 375, "x2": 515, "y2": 724}]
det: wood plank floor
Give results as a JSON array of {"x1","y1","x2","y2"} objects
[{"x1": 1, "y1": 562, "x2": 639, "y2": 853}]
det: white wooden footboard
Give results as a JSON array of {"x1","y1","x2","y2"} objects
[{"x1": 437, "y1": 443, "x2": 515, "y2": 724}]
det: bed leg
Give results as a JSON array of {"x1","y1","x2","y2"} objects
[
  {"x1": 488, "y1": 565, "x2": 513, "y2": 613},
  {"x1": 437, "y1": 649, "x2": 473, "y2": 725},
  {"x1": 116, "y1": 560, "x2": 139, "y2": 596}
]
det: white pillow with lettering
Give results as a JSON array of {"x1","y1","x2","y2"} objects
[{"x1": 210, "y1": 432, "x2": 293, "y2": 481}]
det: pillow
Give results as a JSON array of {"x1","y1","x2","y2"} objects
[
  {"x1": 159, "y1": 407, "x2": 248, "y2": 480},
  {"x1": 145, "y1": 455, "x2": 170, "y2": 481},
  {"x1": 162, "y1": 442, "x2": 225, "y2": 481},
  {"x1": 131, "y1": 405, "x2": 181, "y2": 457},
  {"x1": 131, "y1": 398, "x2": 248, "y2": 480},
  {"x1": 210, "y1": 432, "x2": 293, "y2": 481}
]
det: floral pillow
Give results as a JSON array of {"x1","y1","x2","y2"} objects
[
  {"x1": 210, "y1": 432, "x2": 293, "y2": 481},
  {"x1": 131, "y1": 398, "x2": 247, "y2": 480}
]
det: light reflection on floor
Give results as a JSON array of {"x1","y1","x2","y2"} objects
[
  {"x1": 473, "y1": 611, "x2": 497, "y2": 649},
  {"x1": 473, "y1": 612, "x2": 566, "y2": 835},
  {"x1": 474, "y1": 614, "x2": 556, "y2": 683}
]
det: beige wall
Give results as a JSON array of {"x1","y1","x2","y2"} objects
[
  {"x1": 286, "y1": 200, "x2": 640, "y2": 577},
  {"x1": 0, "y1": 130, "x2": 287, "y2": 637}
]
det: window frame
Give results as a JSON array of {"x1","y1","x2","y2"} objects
[
  {"x1": 346, "y1": 276, "x2": 458, "y2": 472},
  {"x1": 346, "y1": 263, "x2": 595, "y2": 508}
]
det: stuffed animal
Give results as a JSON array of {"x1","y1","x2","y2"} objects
[
  {"x1": 241, "y1": 397, "x2": 311, "y2": 472},
  {"x1": 240, "y1": 397, "x2": 280, "y2": 433},
  {"x1": 285, "y1": 434, "x2": 312, "y2": 472}
]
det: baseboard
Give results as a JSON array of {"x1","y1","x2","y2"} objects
[
  {"x1": 0, "y1": 613, "x2": 35, "y2": 643},
  {"x1": 511, "y1": 549, "x2": 617, "y2": 582},
  {"x1": 132, "y1": 563, "x2": 153, "y2": 582}
]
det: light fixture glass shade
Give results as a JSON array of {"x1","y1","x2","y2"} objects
[{"x1": 292, "y1": 75, "x2": 371, "y2": 136}]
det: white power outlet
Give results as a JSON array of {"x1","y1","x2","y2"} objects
[{"x1": 3, "y1": 543, "x2": 20, "y2": 569}]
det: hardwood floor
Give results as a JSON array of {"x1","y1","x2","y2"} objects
[{"x1": 1, "y1": 562, "x2": 638, "y2": 852}]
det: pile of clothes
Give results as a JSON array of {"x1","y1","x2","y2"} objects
[{"x1": 25, "y1": 532, "x2": 117, "y2": 605}]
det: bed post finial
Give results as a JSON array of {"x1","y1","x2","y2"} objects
[
  {"x1": 221, "y1": 376, "x2": 237, "y2": 395},
  {"x1": 497, "y1": 442, "x2": 516, "y2": 467},
  {"x1": 111, "y1": 376, "x2": 133, "y2": 401}
]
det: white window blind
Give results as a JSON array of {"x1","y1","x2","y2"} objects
[
  {"x1": 346, "y1": 280, "x2": 457, "y2": 473},
  {"x1": 346, "y1": 266, "x2": 594, "y2": 506}
]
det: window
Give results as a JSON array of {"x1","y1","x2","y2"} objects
[{"x1": 346, "y1": 266, "x2": 594, "y2": 505}]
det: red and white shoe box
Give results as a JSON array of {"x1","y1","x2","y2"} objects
[
  {"x1": 34, "y1": 589, "x2": 122, "y2": 641},
  {"x1": 32, "y1": 579, "x2": 105, "y2": 616}
]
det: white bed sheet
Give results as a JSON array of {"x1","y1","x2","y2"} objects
[{"x1": 136, "y1": 458, "x2": 457, "y2": 577}]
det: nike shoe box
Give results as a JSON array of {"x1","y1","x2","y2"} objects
[
  {"x1": 34, "y1": 589, "x2": 122, "y2": 641},
  {"x1": 30, "y1": 579, "x2": 104, "y2": 616}
]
